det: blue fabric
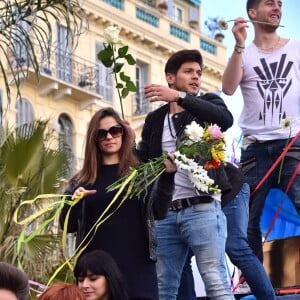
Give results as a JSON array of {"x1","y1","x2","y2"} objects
[
  {"x1": 223, "y1": 183, "x2": 276, "y2": 300},
  {"x1": 240, "y1": 137, "x2": 300, "y2": 261},
  {"x1": 155, "y1": 200, "x2": 234, "y2": 300},
  {"x1": 241, "y1": 295, "x2": 300, "y2": 300},
  {"x1": 240, "y1": 296, "x2": 257, "y2": 300},
  {"x1": 260, "y1": 188, "x2": 300, "y2": 240},
  {"x1": 177, "y1": 249, "x2": 196, "y2": 300}
]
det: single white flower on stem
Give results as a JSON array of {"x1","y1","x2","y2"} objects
[{"x1": 103, "y1": 26, "x2": 121, "y2": 44}]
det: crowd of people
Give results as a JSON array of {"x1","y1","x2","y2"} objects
[{"x1": 1, "y1": 0, "x2": 299, "y2": 300}]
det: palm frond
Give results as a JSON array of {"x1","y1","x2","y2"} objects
[
  {"x1": 0, "y1": 119, "x2": 69, "y2": 283},
  {"x1": 0, "y1": 0, "x2": 88, "y2": 105},
  {"x1": 1, "y1": 234, "x2": 63, "y2": 278}
]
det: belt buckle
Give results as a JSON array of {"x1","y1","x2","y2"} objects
[
  {"x1": 176, "y1": 200, "x2": 184, "y2": 210},
  {"x1": 185, "y1": 198, "x2": 192, "y2": 207},
  {"x1": 169, "y1": 199, "x2": 183, "y2": 211}
]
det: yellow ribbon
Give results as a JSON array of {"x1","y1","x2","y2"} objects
[
  {"x1": 47, "y1": 170, "x2": 138, "y2": 285},
  {"x1": 14, "y1": 168, "x2": 151, "y2": 286}
]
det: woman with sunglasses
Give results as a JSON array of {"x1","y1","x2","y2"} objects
[{"x1": 60, "y1": 107, "x2": 176, "y2": 300}]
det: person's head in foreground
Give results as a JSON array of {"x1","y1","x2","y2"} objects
[
  {"x1": 0, "y1": 262, "x2": 29, "y2": 300},
  {"x1": 74, "y1": 250, "x2": 129, "y2": 300},
  {"x1": 38, "y1": 282, "x2": 85, "y2": 300},
  {"x1": 164, "y1": 49, "x2": 203, "y2": 95}
]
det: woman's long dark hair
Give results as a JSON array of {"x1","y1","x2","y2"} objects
[
  {"x1": 75, "y1": 107, "x2": 139, "y2": 185},
  {"x1": 74, "y1": 250, "x2": 129, "y2": 300}
]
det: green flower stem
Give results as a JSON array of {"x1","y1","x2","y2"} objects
[
  {"x1": 106, "y1": 153, "x2": 168, "y2": 198},
  {"x1": 226, "y1": 19, "x2": 284, "y2": 27},
  {"x1": 112, "y1": 45, "x2": 125, "y2": 119}
]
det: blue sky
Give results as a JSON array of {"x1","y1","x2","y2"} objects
[{"x1": 200, "y1": 0, "x2": 300, "y2": 148}]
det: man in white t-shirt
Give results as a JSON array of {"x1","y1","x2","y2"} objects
[{"x1": 222, "y1": 0, "x2": 300, "y2": 266}]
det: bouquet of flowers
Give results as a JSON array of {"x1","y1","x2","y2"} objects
[
  {"x1": 108, "y1": 121, "x2": 226, "y2": 196},
  {"x1": 174, "y1": 121, "x2": 226, "y2": 194}
]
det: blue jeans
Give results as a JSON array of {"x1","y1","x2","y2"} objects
[
  {"x1": 240, "y1": 137, "x2": 300, "y2": 261},
  {"x1": 223, "y1": 183, "x2": 276, "y2": 300},
  {"x1": 155, "y1": 200, "x2": 234, "y2": 300},
  {"x1": 177, "y1": 249, "x2": 196, "y2": 300}
]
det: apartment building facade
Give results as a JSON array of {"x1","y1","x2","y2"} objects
[{"x1": 1, "y1": 0, "x2": 226, "y2": 174}]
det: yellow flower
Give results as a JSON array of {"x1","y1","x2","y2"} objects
[
  {"x1": 211, "y1": 144, "x2": 226, "y2": 163},
  {"x1": 281, "y1": 117, "x2": 291, "y2": 128},
  {"x1": 278, "y1": 117, "x2": 292, "y2": 184},
  {"x1": 218, "y1": 19, "x2": 228, "y2": 30}
]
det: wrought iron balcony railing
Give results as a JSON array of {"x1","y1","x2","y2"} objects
[{"x1": 9, "y1": 42, "x2": 102, "y2": 96}]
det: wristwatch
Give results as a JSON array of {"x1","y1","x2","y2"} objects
[{"x1": 177, "y1": 91, "x2": 187, "y2": 104}]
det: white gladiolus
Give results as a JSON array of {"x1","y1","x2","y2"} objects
[
  {"x1": 174, "y1": 151, "x2": 218, "y2": 194},
  {"x1": 103, "y1": 26, "x2": 121, "y2": 44}
]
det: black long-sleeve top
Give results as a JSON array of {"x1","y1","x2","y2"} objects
[
  {"x1": 137, "y1": 93, "x2": 234, "y2": 193},
  {"x1": 59, "y1": 164, "x2": 174, "y2": 300}
]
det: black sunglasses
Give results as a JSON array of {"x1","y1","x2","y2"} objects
[{"x1": 95, "y1": 125, "x2": 124, "y2": 141}]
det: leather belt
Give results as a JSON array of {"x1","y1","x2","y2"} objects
[{"x1": 169, "y1": 196, "x2": 213, "y2": 211}]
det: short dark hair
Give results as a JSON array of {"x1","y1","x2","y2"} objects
[
  {"x1": 246, "y1": 0, "x2": 261, "y2": 18},
  {"x1": 0, "y1": 262, "x2": 29, "y2": 300},
  {"x1": 74, "y1": 250, "x2": 129, "y2": 300},
  {"x1": 164, "y1": 49, "x2": 203, "y2": 75}
]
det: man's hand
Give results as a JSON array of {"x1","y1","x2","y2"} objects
[
  {"x1": 231, "y1": 17, "x2": 248, "y2": 46},
  {"x1": 144, "y1": 84, "x2": 179, "y2": 103},
  {"x1": 163, "y1": 153, "x2": 177, "y2": 173}
]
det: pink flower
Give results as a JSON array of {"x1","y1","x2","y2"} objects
[{"x1": 208, "y1": 124, "x2": 222, "y2": 139}]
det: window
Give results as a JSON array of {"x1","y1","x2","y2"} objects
[
  {"x1": 172, "y1": 4, "x2": 184, "y2": 23},
  {"x1": 135, "y1": 62, "x2": 149, "y2": 115},
  {"x1": 13, "y1": 8, "x2": 30, "y2": 66},
  {"x1": 95, "y1": 42, "x2": 113, "y2": 102},
  {"x1": 58, "y1": 114, "x2": 74, "y2": 176},
  {"x1": 15, "y1": 98, "x2": 34, "y2": 127},
  {"x1": 57, "y1": 24, "x2": 72, "y2": 83}
]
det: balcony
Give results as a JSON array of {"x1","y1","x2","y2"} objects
[{"x1": 7, "y1": 44, "x2": 104, "y2": 103}]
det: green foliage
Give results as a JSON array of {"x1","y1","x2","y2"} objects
[
  {"x1": 97, "y1": 29, "x2": 137, "y2": 118},
  {"x1": 0, "y1": 120, "x2": 69, "y2": 286}
]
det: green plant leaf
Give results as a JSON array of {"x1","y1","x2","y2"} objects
[
  {"x1": 101, "y1": 59, "x2": 113, "y2": 68},
  {"x1": 98, "y1": 47, "x2": 113, "y2": 62},
  {"x1": 118, "y1": 45, "x2": 128, "y2": 58},
  {"x1": 116, "y1": 83, "x2": 123, "y2": 89},
  {"x1": 125, "y1": 54, "x2": 136, "y2": 65},
  {"x1": 127, "y1": 81, "x2": 137, "y2": 92},
  {"x1": 121, "y1": 88, "x2": 129, "y2": 98},
  {"x1": 120, "y1": 72, "x2": 130, "y2": 82},
  {"x1": 113, "y1": 63, "x2": 123, "y2": 73}
]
